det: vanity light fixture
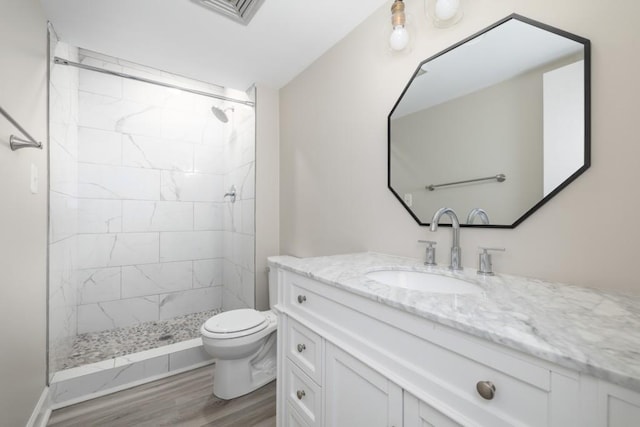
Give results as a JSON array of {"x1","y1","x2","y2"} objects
[
  {"x1": 426, "y1": 0, "x2": 463, "y2": 28},
  {"x1": 390, "y1": 0, "x2": 410, "y2": 51}
]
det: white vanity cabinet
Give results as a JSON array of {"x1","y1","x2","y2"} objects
[
  {"x1": 282, "y1": 316, "x2": 403, "y2": 427},
  {"x1": 273, "y1": 267, "x2": 640, "y2": 427}
]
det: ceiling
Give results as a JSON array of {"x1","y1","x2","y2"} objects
[{"x1": 40, "y1": 0, "x2": 389, "y2": 91}]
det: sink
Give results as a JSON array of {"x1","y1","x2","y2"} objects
[{"x1": 366, "y1": 270, "x2": 482, "y2": 295}]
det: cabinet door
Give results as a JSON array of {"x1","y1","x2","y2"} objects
[
  {"x1": 325, "y1": 343, "x2": 402, "y2": 427},
  {"x1": 404, "y1": 391, "x2": 464, "y2": 427},
  {"x1": 598, "y1": 382, "x2": 640, "y2": 426}
]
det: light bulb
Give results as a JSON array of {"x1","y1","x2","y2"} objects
[
  {"x1": 389, "y1": 25, "x2": 409, "y2": 51},
  {"x1": 434, "y1": 0, "x2": 459, "y2": 21}
]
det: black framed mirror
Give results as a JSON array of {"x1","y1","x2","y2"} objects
[{"x1": 388, "y1": 14, "x2": 590, "y2": 228}]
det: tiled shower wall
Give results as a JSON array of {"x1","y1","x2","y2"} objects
[
  {"x1": 49, "y1": 39, "x2": 79, "y2": 376},
  {"x1": 222, "y1": 92, "x2": 256, "y2": 311},
  {"x1": 73, "y1": 52, "x2": 255, "y2": 333},
  {"x1": 49, "y1": 47, "x2": 256, "y2": 372}
]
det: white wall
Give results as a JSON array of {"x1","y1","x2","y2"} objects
[
  {"x1": 543, "y1": 60, "x2": 585, "y2": 196},
  {"x1": 280, "y1": 0, "x2": 640, "y2": 295},
  {"x1": 0, "y1": 0, "x2": 48, "y2": 425}
]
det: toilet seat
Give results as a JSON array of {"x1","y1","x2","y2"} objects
[{"x1": 203, "y1": 309, "x2": 269, "y2": 339}]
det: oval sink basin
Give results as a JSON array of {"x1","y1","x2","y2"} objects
[{"x1": 366, "y1": 270, "x2": 482, "y2": 295}]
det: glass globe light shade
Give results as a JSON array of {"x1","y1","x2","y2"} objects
[
  {"x1": 389, "y1": 25, "x2": 409, "y2": 51},
  {"x1": 434, "y1": 0, "x2": 460, "y2": 21}
]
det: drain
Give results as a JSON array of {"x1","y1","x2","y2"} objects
[{"x1": 158, "y1": 334, "x2": 173, "y2": 341}]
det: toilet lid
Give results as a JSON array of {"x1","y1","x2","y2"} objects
[{"x1": 203, "y1": 309, "x2": 267, "y2": 334}]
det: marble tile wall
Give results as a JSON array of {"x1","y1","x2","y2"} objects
[
  {"x1": 49, "y1": 47, "x2": 256, "y2": 369},
  {"x1": 222, "y1": 102, "x2": 256, "y2": 310},
  {"x1": 72, "y1": 51, "x2": 255, "y2": 333},
  {"x1": 49, "y1": 39, "x2": 80, "y2": 377}
]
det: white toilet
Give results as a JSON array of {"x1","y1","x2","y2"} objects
[{"x1": 200, "y1": 274, "x2": 278, "y2": 400}]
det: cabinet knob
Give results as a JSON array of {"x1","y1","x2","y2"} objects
[
  {"x1": 297, "y1": 295, "x2": 307, "y2": 304},
  {"x1": 476, "y1": 381, "x2": 496, "y2": 400},
  {"x1": 296, "y1": 389, "x2": 306, "y2": 400},
  {"x1": 297, "y1": 343, "x2": 306, "y2": 353}
]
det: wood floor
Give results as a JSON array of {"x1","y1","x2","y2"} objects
[{"x1": 47, "y1": 365, "x2": 276, "y2": 427}]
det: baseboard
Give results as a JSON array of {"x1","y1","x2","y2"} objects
[{"x1": 26, "y1": 386, "x2": 52, "y2": 427}]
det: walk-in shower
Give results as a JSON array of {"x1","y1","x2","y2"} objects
[{"x1": 48, "y1": 34, "x2": 257, "y2": 397}]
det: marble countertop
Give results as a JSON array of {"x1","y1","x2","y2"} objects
[{"x1": 268, "y1": 252, "x2": 640, "y2": 392}]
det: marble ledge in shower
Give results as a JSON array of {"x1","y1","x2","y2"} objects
[{"x1": 50, "y1": 338, "x2": 213, "y2": 409}]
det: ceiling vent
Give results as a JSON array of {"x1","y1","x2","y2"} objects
[{"x1": 194, "y1": 0, "x2": 265, "y2": 25}]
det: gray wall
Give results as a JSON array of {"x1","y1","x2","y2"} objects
[
  {"x1": 255, "y1": 85, "x2": 280, "y2": 310},
  {"x1": 280, "y1": 0, "x2": 640, "y2": 295},
  {"x1": 0, "y1": 0, "x2": 48, "y2": 425}
]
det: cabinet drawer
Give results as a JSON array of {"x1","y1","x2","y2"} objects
[
  {"x1": 285, "y1": 359, "x2": 322, "y2": 427},
  {"x1": 286, "y1": 403, "x2": 311, "y2": 427},
  {"x1": 398, "y1": 331, "x2": 552, "y2": 426},
  {"x1": 287, "y1": 317, "x2": 323, "y2": 384},
  {"x1": 420, "y1": 338, "x2": 552, "y2": 426},
  {"x1": 285, "y1": 272, "x2": 341, "y2": 325}
]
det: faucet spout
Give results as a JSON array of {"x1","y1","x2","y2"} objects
[
  {"x1": 467, "y1": 208, "x2": 490, "y2": 225},
  {"x1": 430, "y1": 207, "x2": 462, "y2": 270}
]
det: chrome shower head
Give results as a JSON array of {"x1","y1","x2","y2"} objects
[{"x1": 211, "y1": 106, "x2": 233, "y2": 123}]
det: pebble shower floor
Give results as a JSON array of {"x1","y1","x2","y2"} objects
[{"x1": 59, "y1": 309, "x2": 222, "y2": 370}]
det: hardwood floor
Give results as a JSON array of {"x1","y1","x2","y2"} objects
[{"x1": 48, "y1": 365, "x2": 276, "y2": 427}]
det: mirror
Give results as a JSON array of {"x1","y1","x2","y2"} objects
[{"x1": 388, "y1": 14, "x2": 590, "y2": 228}]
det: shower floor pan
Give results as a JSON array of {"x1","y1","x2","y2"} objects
[{"x1": 50, "y1": 309, "x2": 220, "y2": 408}]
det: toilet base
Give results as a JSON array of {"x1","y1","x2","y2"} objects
[{"x1": 213, "y1": 333, "x2": 277, "y2": 400}]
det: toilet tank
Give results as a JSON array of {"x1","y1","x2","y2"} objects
[{"x1": 268, "y1": 266, "x2": 277, "y2": 309}]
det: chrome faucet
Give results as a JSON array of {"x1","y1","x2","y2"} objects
[
  {"x1": 430, "y1": 207, "x2": 462, "y2": 271},
  {"x1": 467, "y1": 208, "x2": 490, "y2": 225}
]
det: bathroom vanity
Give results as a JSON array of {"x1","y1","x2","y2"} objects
[{"x1": 269, "y1": 253, "x2": 640, "y2": 426}]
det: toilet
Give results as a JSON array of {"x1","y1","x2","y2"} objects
[{"x1": 200, "y1": 272, "x2": 278, "y2": 400}]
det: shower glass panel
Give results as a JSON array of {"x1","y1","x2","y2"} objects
[{"x1": 48, "y1": 41, "x2": 256, "y2": 379}]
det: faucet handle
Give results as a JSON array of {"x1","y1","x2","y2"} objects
[
  {"x1": 418, "y1": 240, "x2": 437, "y2": 266},
  {"x1": 477, "y1": 247, "x2": 505, "y2": 276},
  {"x1": 479, "y1": 247, "x2": 505, "y2": 253}
]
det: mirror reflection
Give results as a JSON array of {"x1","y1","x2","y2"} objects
[{"x1": 388, "y1": 15, "x2": 590, "y2": 227}]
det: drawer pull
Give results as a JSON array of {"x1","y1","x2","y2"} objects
[
  {"x1": 297, "y1": 295, "x2": 307, "y2": 304},
  {"x1": 476, "y1": 381, "x2": 496, "y2": 400},
  {"x1": 296, "y1": 389, "x2": 306, "y2": 400},
  {"x1": 297, "y1": 343, "x2": 306, "y2": 353}
]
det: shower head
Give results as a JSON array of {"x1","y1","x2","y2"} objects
[{"x1": 211, "y1": 106, "x2": 233, "y2": 123}]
